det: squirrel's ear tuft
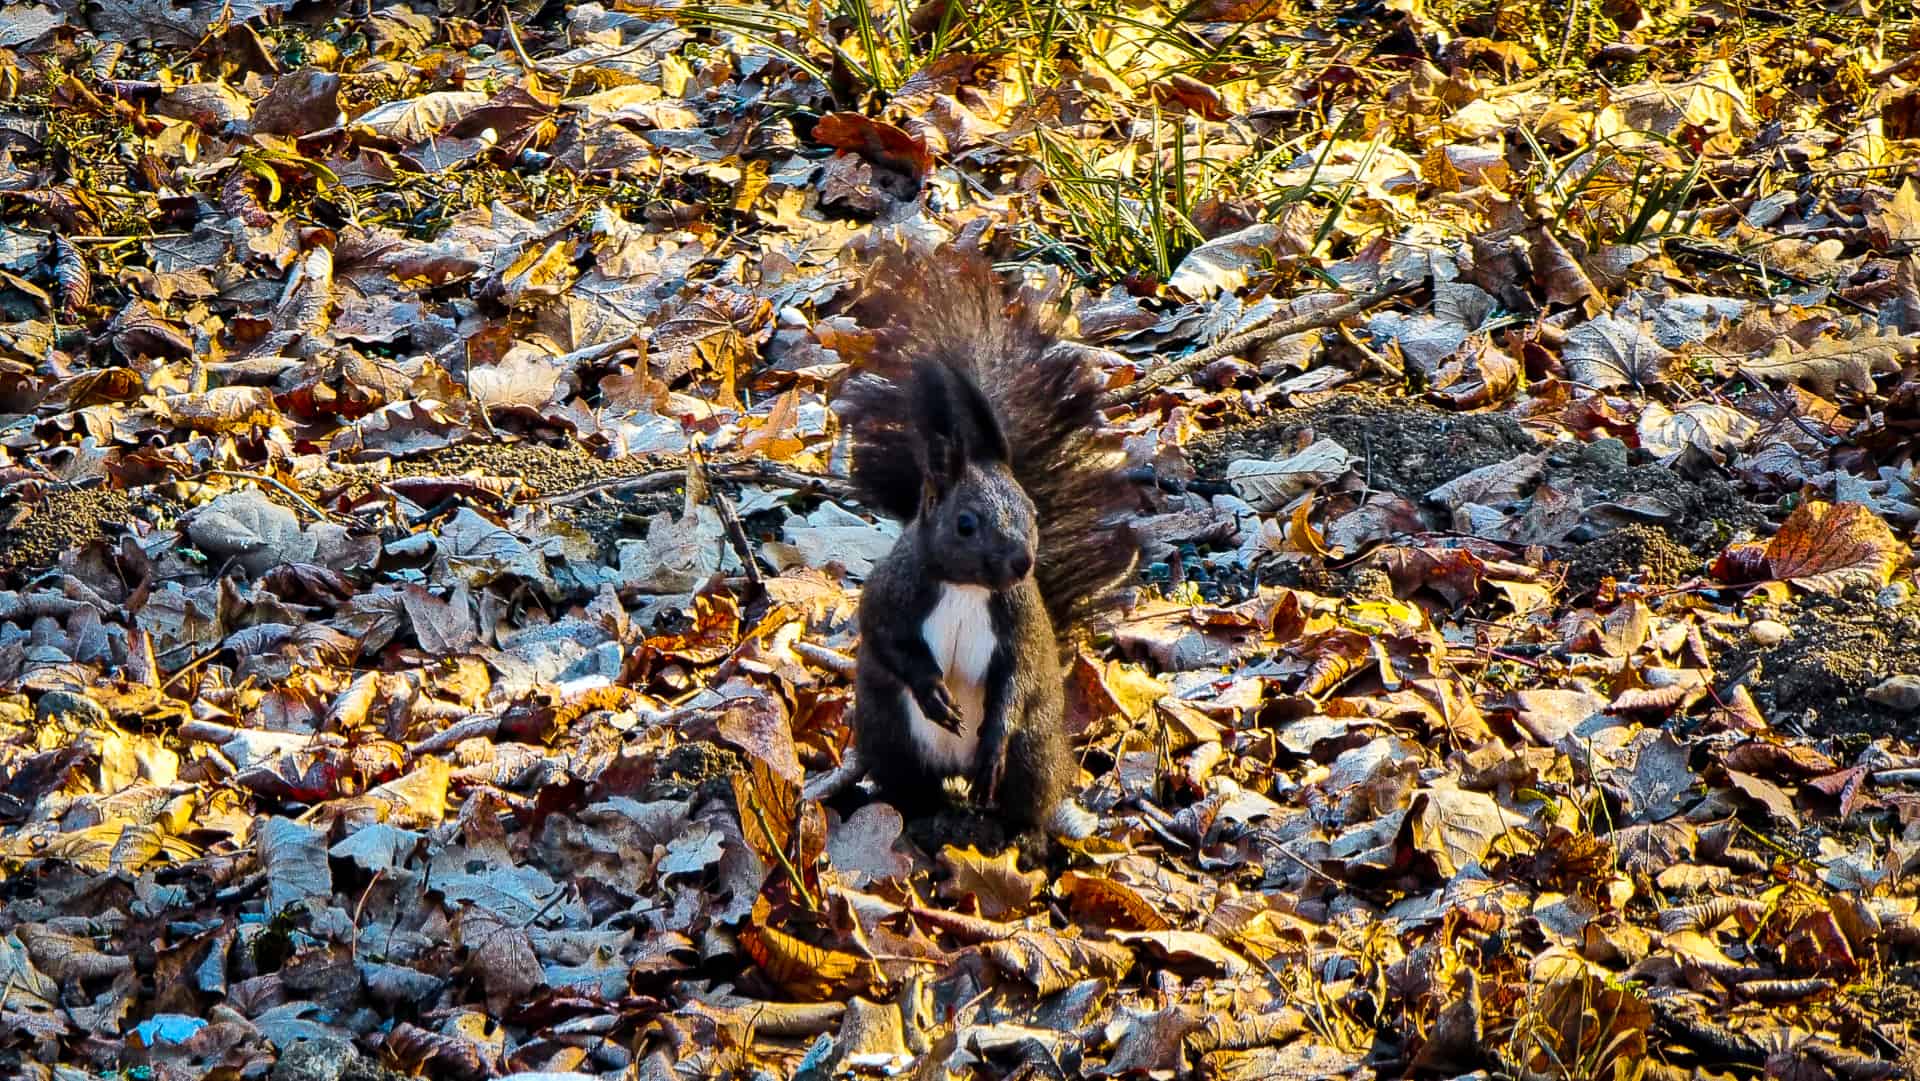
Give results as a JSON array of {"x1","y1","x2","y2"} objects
[
  {"x1": 920, "y1": 430, "x2": 966, "y2": 508},
  {"x1": 910, "y1": 357, "x2": 972, "y2": 501}
]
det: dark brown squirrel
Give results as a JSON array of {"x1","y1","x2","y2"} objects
[{"x1": 832, "y1": 244, "x2": 1140, "y2": 837}]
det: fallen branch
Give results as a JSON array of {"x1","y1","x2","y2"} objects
[
  {"x1": 541, "y1": 460, "x2": 856, "y2": 507},
  {"x1": 202, "y1": 469, "x2": 339, "y2": 524},
  {"x1": 692, "y1": 450, "x2": 766, "y2": 590},
  {"x1": 801, "y1": 744, "x2": 865, "y2": 803},
  {"x1": 1098, "y1": 278, "x2": 1425, "y2": 409}
]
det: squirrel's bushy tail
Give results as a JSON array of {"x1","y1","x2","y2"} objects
[{"x1": 834, "y1": 242, "x2": 1139, "y2": 632}]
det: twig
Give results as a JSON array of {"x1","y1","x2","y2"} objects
[
  {"x1": 698, "y1": 451, "x2": 765, "y2": 591},
  {"x1": 801, "y1": 745, "x2": 865, "y2": 804},
  {"x1": 1869, "y1": 50, "x2": 1920, "y2": 84},
  {"x1": 1665, "y1": 236, "x2": 1877, "y2": 315},
  {"x1": 500, "y1": 4, "x2": 540, "y2": 81},
  {"x1": 541, "y1": 461, "x2": 856, "y2": 507},
  {"x1": 201, "y1": 469, "x2": 337, "y2": 523},
  {"x1": 1727, "y1": 376, "x2": 1840, "y2": 448},
  {"x1": 1099, "y1": 279, "x2": 1423, "y2": 408},
  {"x1": 1336, "y1": 322, "x2": 1401, "y2": 381},
  {"x1": 793, "y1": 641, "x2": 857, "y2": 679},
  {"x1": 743, "y1": 785, "x2": 820, "y2": 912}
]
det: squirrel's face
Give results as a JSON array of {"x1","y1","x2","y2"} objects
[{"x1": 922, "y1": 462, "x2": 1038, "y2": 592}]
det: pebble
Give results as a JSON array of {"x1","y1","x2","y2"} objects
[
  {"x1": 35, "y1": 688, "x2": 108, "y2": 726},
  {"x1": 1748, "y1": 619, "x2": 1790, "y2": 646},
  {"x1": 1867, "y1": 675, "x2": 1920, "y2": 713},
  {"x1": 1580, "y1": 437, "x2": 1630, "y2": 472}
]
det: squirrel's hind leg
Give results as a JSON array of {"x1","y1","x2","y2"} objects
[
  {"x1": 997, "y1": 714, "x2": 1087, "y2": 836},
  {"x1": 856, "y1": 697, "x2": 956, "y2": 820}
]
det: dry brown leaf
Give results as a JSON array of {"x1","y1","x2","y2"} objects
[
  {"x1": 1743, "y1": 326, "x2": 1914, "y2": 395},
  {"x1": 1563, "y1": 314, "x2": 1673, "y2": 389},
  {"x1": 738, "y1": 896, "x2": 872, "y2": 1001},
  {"x1": 939, "y1": 845, "x2": 1046, "y2": 920},
  {"x1": 1224, "y1": 438, "x2": 1353, "y2": 511},
  {"x1": 1058, "y1": 871, "x2": 1173, "y2": 931},
  {"x1": 980, "y1": 929, "x2": 1134, "y2": 996}
]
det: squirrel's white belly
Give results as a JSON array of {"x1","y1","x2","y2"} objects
[{"x1": 904, "y1": 583, "x2": 995, "y2": 773}]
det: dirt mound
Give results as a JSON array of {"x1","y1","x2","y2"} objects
[
  {"x1": 1559, "y1": 523, "x2": 1704, "y2": 598},
  {"x1": 320, "y1": 441, "x2": 681, "y2": 500},
  {"x1": 319, "y1": 440, "x2": 687, "y2": 558},
  {"x1": 1185, "y1": 395, "x2": 1762, "y2": 553},
  {"x1": 1184, "y1": 393, "x2": 1536, "y2": 498}
]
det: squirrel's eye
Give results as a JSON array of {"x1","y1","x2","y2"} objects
[{"x1": 956, "y1": 512, "x2": 978, "y2": 537}]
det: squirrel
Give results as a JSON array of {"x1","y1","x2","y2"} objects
[{"x1": 832, "y1": 243, "x2": 1140, "y2": 839}]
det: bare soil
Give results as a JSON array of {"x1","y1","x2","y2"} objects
[
  {"x1": 1184, "y1": 395, "x2": 1762, "y2": 554},
  {"x1": 0, "y1": 487, "x2": 139, "y2": 573},
  {"x1": 1733, "y1": 588, "x2": 1920, "y2": 744},
  {"x1": 1183, "y1": 393, "x2": 1536, "y2": 498},
  {"x1": 1559, "y1": 524, "x2": 1704, "y2": 599}
]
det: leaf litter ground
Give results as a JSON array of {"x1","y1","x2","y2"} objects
[{"x1": 0, "y1": 0, "x2": 1917, "y2": 1079}]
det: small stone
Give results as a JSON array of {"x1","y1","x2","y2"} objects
[
  {"x1": 1580, "y1": 437, "x2": 1630, "y2": 472},
  {"x1": 35, "y1": 688, "x2": 108, "y2": 726},
  {"x1": 270, "y1": 1039, "x2": 355, "y2": 1081},
  {"x1": 1749, "y1": 619, "x2": 1790, "y2": 646},
  {"x1": 1867, "y1": 675, "x2": 1920, "y2": 713}
]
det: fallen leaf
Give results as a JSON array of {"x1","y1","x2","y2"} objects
[{"x1": 1763, "y1": 501, "x2": 1905, "y2": 593}]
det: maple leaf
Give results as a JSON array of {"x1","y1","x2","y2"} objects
[
  {"x1": 1761, "y1": 501, "x2": 1906, "y2": 593},
  {"x1": 1564, "y1": 313, "x2": 1674, "y2": 388}
]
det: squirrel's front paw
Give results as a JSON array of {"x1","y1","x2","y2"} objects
[
  {"x1": 915, "y1": 681, "x2": 964, "y2": 731},
  {"x1": 969, "y1": 761, "x2": 1002, "y2": 806}
]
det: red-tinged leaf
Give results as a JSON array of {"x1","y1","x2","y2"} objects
[
  {"x1": 1762, "y1": 501, "x2": 1906, "y2": 593},
  {"x1": 811, "y1": 112, "x2": 933, "y2": 179},
  {"x1": 1059, "y1": 871, "x2": 1173, "y2": 930},
  {"x1": 1718, "y1": 742, "x2": 1838, "y2": 781},
  {"x1": 1804, "y1": 766, "x2": 1869, "y2": 817},
  {"x1": 1710, "y1": 541, "x2": 1771, "y2": 584},
  {"x1": 1146, "y1": 74, "x2": 1231, "y2": 120}
]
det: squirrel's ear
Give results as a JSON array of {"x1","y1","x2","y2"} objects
[{"x1": 920, "y1": 431, "x2": 966, "y2": 509}]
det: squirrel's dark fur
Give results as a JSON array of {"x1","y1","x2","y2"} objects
[{"x1": 833, "y1": 244, "x2": 1138, "y2": 834}]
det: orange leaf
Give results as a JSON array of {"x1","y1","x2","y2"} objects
[
  {"x1": 938, "y1": 845, "x2": 1044, "y2": 920},
  {"x1": 1288, "y1": 491, "x2": 1331, "y2": 558},
  {"x1": 1763, "y1": 501, "x2": 1905, "y2": 593},
  {"x1": 737, "y1": 903, "x2": 868, "y2": 1000},
  {"x1": 1058, "y1": 871, "x2": 1173, "y2": 931},
  {"x1": 732, "y1": 753, "x2": 802, "y2": 869},
  {"x1": 811, "y1": 112, "x2": 933, "y2": 179}
]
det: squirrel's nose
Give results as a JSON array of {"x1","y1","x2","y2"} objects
[{"x1": 1009, "y1": 553, "x2": 1033, "y2": 580}]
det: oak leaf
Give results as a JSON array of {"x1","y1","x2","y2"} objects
[
  {"x1": 1743, "y1": 326, "x2": 1912, "y2": 395},
  {"x1": 939, "y1": 845, "x2": 1045, "y2": 920}
]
